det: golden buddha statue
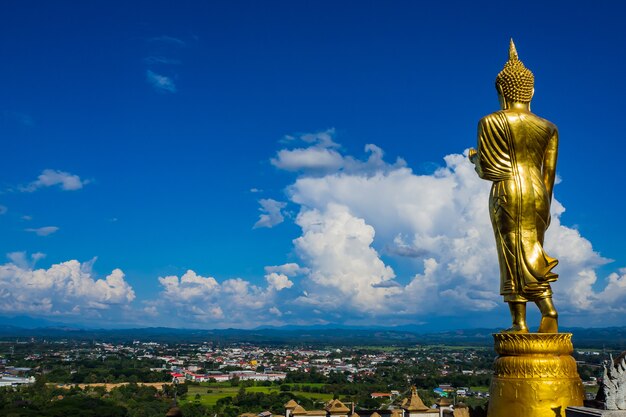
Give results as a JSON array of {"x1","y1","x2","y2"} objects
[
  {"x1": 469, "y1": 41, "x2": 584, "y2": 417},
  {"x1": 469, "y1": 39, "x2": 559, "y2": 333}
]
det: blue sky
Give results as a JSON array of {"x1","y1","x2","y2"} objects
[{"x1": 1, "y1": 0, "x2": 625, "y2": 329}]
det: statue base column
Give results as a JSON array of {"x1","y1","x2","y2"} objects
[{"x1": 487, "y1": 333, "x2": 584, "y2": 417}]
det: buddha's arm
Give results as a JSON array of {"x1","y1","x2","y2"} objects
[
  {"x1": 543, "y1": 129, "x2": 559, "y2": 201},
  {"x1": 472, "y1": 121, "x2": 487, "y2": 178}
]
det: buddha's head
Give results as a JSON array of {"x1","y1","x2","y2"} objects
[{"x1": 496, "y1": 39, "x2": 534, "y2": 109}]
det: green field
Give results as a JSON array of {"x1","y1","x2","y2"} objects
[
  {"x1": 182, "y1": 384, "x2": 334, "y2": 407},
  {"x1": 185, "y1": 385, "x2": 240, "y2": 406},
  {"x1": 352, "y1": 346, "x2": 402, "y2": 352},
  {"x1": 285, "y1": 383, "x2": 326, "y2": 388},
  {"x1": 424, "y1": 345, "x2": 491, "y2": 351},
  {"x1": 292, "y1": 391, "x2": 334, "y2": 401}
]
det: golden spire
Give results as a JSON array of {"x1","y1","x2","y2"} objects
[
  {"x1": 495, "y1": 39, "x2": 534, "y2": 103},
  {"x1": 404, "y1": 386, "x2": 429, "y2": 411},
  {"x1": 509, "y1": 38, "x2": 518, "y2": 61}
]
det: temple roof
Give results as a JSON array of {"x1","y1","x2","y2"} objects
[
  {"x1": 403, "y1": 386, "x2": 429, "y2": 412},
  {"x1": 292, "y1": 405, "x2": 308, "y2": 416},
  {"x1": 326, "y1": 399, "x2": 350, "y2": 414},
  {"x1": 285, "y1": 400, "x2": 299, "y2": 409}
]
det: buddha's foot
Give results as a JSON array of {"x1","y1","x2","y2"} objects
[
  {"x1": 502, "y1": 325, "x2": 529, "y2": 334},
  {"x1": 538, "y1": 316, "x2": 558, "y2": 333}
]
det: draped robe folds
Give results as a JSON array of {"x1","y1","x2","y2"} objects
[{"x1": 475, "y1": 110, "x2": 559, "y2": 302}]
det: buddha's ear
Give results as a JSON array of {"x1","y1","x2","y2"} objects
[
  {"x1": 531, "y1": 88, "x2": 535, "y2": 99},
  {"x1": 496, "y1": 84, "x2": 506, "y2": 108}
]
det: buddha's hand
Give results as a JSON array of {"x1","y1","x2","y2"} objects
[{"x1": 468, "y1": 148, "x2": 478, "y2": 163}]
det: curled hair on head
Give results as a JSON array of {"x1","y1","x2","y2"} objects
[{"x1": 495, "y1": 39, "x2": 534, "y2": 103}]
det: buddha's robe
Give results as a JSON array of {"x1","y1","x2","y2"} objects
[{"x1": 475, "y1": 110, "x2": 559, "y2": 302}]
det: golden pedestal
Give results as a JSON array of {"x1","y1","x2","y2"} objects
[{"x1": 487, "y1": 333, "x2": 584, "y2": 417}]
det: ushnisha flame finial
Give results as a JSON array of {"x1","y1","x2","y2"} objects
[{"x1": 509, "y1": 38, "x2": 519, "y2": 61}]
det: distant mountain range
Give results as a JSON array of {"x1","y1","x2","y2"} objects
[{"x1": 0, "y1": 316, "x2": 624, "y2": 349}]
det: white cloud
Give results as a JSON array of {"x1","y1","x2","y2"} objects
[
  {"x1": 0, "y1": 205, "x2": 6, "y2": 215},
  {"x1": 271, "y1": 147, "x2": 344, "y2": 173},
  {"x1": 22, "y1": 169, "x2": 88, "y2": 192},
  {"x1": 272, "y1": 128, "x2": 343, "y2": 173},
  {"x1": 143, "y1": 305, "x2": 159, "y2": 316},
  {"x1": 264, "y1": 263, "x2": 308, "y2": 277},
  {"x1": 283, "y1": 129, "x2": 339, "y2": 147},
  {"x1": 265, "y1": 272, "x2": 293, "y2": 291},
  {"x1": 152, "y1": 266, "x2": 299, "y2": 327},
  {"x1": 269, "y1": 306, "x2": 283, "y2": 316},
  {"x1": 6, "y1": 251, "x2": 45, "y2": 269},
  {"x1": 146, "y1": 70, "x2": 177, "y2": 93},
  {"x1": 25, "y1": 226, "x2": 59, "y2": 236},
  {"x1": 272, "y1": 129, "x2": 405, "y2": 175},
  {"x1": 156, "y1": 272, "x2": 242, "y2": 320},
  {"x1": 0, "y1": 257, "x2": 135, "y2": 316},
  {"x1": 293, "y1": 203, "x2": 401, "y2": 315},
  {"x1": 253, "y1": 199, "x2": 287, "y2": 229},
  {"x1": 599, "y1": 269, "x2": 626, "y2": 309}
]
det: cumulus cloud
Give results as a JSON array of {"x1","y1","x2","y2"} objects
[
  {"x1": 143, "y1": 305, "x2": 159, "y2": 317},
  {"x1": 154, "y1": 269, "x2": 294, "y2": 327},
  {"x1": 0, "y1": 257, "x2": 135, "y2": 316},
  {"x1": 146, "y1": 70, "x2": 177, "y2": 93},
  {"x1": 265, "y1": 273, "x2": 294, "y2": 291},
  {"x1": 253, "y1": 199, "x2": 287, "y2": 229},
  {"x1": 269, "y1": 306, "x2": 283, "y2": 316},
  {"x1": 271, "y1": 128, "x2": 341, "y2": 173},
  {"x1": 264, "y1": 263, "x2": 308, "y2": 277},
  {"x1": 272, "y1": 146, "x2": 344, "y2": 173},
  {"x1": 283, "y1": 129, "x2": 340, "y2": 148},
  {"x1": 271, "y1": 129, "x2": 405, "y2": 176},
  {"x1": 22, "y1": 169, "x2": 88, "y2": 192},
  {"x1": 25, "y1": 226, "x2": 59, "y2": 236},
  {"x1": 599, "y1": 269, "x2": 626, "y2": 310},
  {"x1": 293, "y1": 203, "x2": 400, "y2": 314}
]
